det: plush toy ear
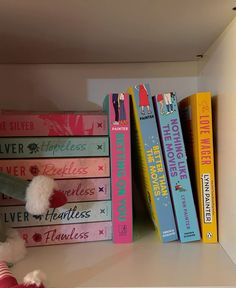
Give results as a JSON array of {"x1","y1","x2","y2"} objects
[
  {"x1": 0, "y1": 173, "x2": 67, "y2": 265},
  {"x1": 25, "y1": 175, "x2": 67, "y2": 215},
  {"x1": 0, "y1": 172, "x2": 67, "y2": 215}
]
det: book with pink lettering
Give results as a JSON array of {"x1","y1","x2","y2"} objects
[
  {"x1": 0, "y1": 111, "x2": 108, "y2": 136},
  {"x1": 0, "y1": 201, "x2": 112, "y2": 227},
  {"x1": 17, "y1": 221, "x2": 112, "y2": 247},
  {"x1": 0, "y1": 178, "x2": 111, "y2": 205},
  {"x1": 0, "y1": 158, "x2": 110, "y2": 179},
  {"x1": 103, "y1": 93, "x2": 133, "y2": 243}
]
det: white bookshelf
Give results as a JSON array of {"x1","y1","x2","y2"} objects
[
  {"x1": 1, "y1": 1, "x2": 236, "y2": 287},
  {"x1": 11, "y1": 221, "x2": 236, "y2": 288}
]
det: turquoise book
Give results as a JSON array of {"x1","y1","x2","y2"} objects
[
  {"x1": 153, "y1": 92, "x2": 200, "y2": 242},
  {"x1": 0, "y1": 137, "x2": 109, "y2": 158},
  {"x1": 128, "y1": 83, "x2": 178, "y2": 242}
]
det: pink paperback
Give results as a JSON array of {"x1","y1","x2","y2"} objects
[
  {"x1": 0, "y1": 158, "x2": 110, "y2": 179},
  {"x1": 0, "y1": 111, "x2": 108, "y2": 136},
  {"x1": 17, "y1": 221, "x2": 112, "y2": 246}
]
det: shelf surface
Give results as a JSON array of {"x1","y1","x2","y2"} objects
[
  {"x1": 12, "y1": 221, "x2": 236, "y2": 288},
  {"x1": 0, "y1": 0, "x2": 235, "y2": 64}
]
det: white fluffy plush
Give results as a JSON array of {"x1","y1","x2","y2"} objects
[
  {"x1": 0, "y1": 228, "x2": 26, "y2": 264},
  {"x1": 25, "y1": 175, "x2": 58, "y2": 215},
  {"x1": 24, "y1": 269, "x2": 46, "y2": 286}
]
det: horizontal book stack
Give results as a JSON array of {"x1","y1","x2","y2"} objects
[{"x1": 0, "y1": 111, "x2": 112, "y2": 246}]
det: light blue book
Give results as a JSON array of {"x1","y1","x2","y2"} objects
[
  {"x1": 0, "y1": 137, "x2": 109, "y2": 158},
  {"x1": 128, "y1": 83, "x2": 178, "y2": 242},
  {"x1": 153, "y1": 92, "x2": 200, "y2": 242}
]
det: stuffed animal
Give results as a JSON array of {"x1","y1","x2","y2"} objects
[
  {"x1": 0, "y1": 172, "x2": 67, "y2": 288},
  {"x1": 0, "y1": 262, "x2": 46, "y2": 288}
]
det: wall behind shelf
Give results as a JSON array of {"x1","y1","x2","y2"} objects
[
  {"x1": 0, "y1": 61, "x2": 198, "y2": 111},
  {"x1": 198, "y1": 17, "x2": 236, "y2": 264}
]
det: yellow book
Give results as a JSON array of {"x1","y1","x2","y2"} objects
[{"x1": 179, "y1": 92, "x2": 217, "y2": 243}]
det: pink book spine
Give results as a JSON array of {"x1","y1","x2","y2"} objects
[
  {"x1": 104, "y1": 93, "x2": 133, "y2": 243},
  {"x1": 0, "y1": 158, "x2": 110, "y2": 179},
  {"x1": 17, "y1": 221, "x2": 112, "y2": 247},
  {"x1": 0, "y1": 178, "x2": 111, "y2": 206},
  {"x1": 0, "y1": 113, "x2": 108, "y2": 136}
]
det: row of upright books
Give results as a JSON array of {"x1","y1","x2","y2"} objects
[
  {"x1": 102, "y1": 84, "x2": 216, "y2": 244},
  {"x1": 128, "y1": 83, "x2": 217, "y2": 243},
  {"x1": 0, "y1": 83, "x2": 217, "y2": 246},
  {"x1": 105, "y1": 83, "x2": 217, "y2": 244}
]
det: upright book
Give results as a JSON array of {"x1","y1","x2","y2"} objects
[
  {"x1": 128, "y1": 83, "x2": 178, "y2": 242},
  {"x1": 153, "y1": 92, "x2": 200, "y2": 242},
  {"x1": 103, "y1": 93, "x2": 133, "y2": 243},
  {"x1": 179, "y1": 92, "x2": 217, "y2": 243}
]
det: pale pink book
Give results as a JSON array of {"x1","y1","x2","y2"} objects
[
  {"x1": 0, "y1": 178, "x2": 111, "y2": 206},
  {"x1": 103, "y1": 93, "x2": 133, "y2": 243},
  {"x1": 17, "y1": 221, "x2": 112, "y2": 246},
  {"x1": 0, "y1": 158, "x2": 109, "y2": 179},
  {"x1": 0, "y1": 111, "x2": 107, "y2": 136}
]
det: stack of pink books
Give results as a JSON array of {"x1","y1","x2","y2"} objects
[{"x1": 0, "y1": 111, "x2": 112, "y2": 246}]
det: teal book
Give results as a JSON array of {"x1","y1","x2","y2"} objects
[
  {"x1": 0, "y1": 137, "x2": 109, "y2": 158},
  {"x1": 153, "y1": 93, "x2": 200, "y2": 242}
]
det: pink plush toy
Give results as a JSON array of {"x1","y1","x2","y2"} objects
[{"x1": 0, "y1": 172, "x2": 67, "y2": 288}]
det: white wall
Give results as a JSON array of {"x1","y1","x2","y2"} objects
[
  {"x1": 0, "y1": 62, "x2": 198, "y2": 111},
  {"x1": 198, "y1": 17, "x2": 236, "y2": 264}
]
